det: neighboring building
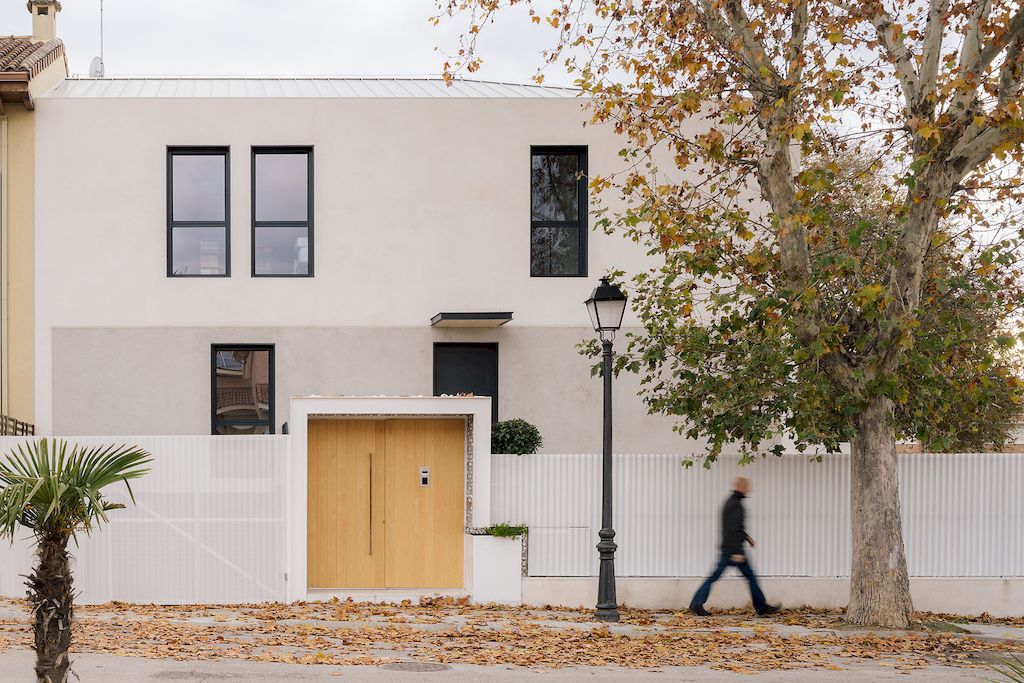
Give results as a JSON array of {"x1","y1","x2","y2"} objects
[
  {"x1": 31, "y1": 74, "x2": 705, "y2": 454},
  {"x1": 0, "y1": 1, "x2": 67, "y2": 427}
]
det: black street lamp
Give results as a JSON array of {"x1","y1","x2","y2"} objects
[{"x1": 584, "y1": 276, "x2": 628, "y2": 623}]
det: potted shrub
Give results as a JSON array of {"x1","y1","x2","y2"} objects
[
  {"x1": 484, "y1": 522, "x2": 528, "y2": 539},
  {"x1": 476, "y1": 522, "x2": 527, "y2": 604},
  {"x1": 491, "y1": 418, "x2": 542, "y2": 455}
]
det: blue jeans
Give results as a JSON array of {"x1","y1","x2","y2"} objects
[{"x1": 690, "y1": 550, "x2": 767, "y2": 613}]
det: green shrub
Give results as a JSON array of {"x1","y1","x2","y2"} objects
[
  {"x1": 485, "y1": 522, "x2": 528, "y2": 538},
  {"x1": 491, "y1": 418, "x2": 542, "y2": 455}
]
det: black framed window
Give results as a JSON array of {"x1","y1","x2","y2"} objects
[
  {"x1": 167, "y1": 147, "x2": 230, "y2": 277},
  {"x1": 433, "y1": 343, "x2": 499, "y2": 423},
  {"x1": 530, "y1": 146, "x2": 587, "y2": 277},
  {"x1": 252, "y1": 147, "x2": 313, "y2": 277},
  {"x1": 211, "y1": 345, "x2": 275, "y2": 435}
]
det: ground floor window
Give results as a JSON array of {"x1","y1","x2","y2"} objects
[
  {"x1": 211, "y1": 344, "x2": 275, "y2": 434},
  {"x1": 433, "y1": 343, "x2": 498, "y2": 423}
]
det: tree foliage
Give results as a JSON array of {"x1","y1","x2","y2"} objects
[
  {"x1": 0, "y1": 440, "x2": 151, "y2": 540},
  {"x1": 436, "y1": 0, "x2": 1024, "y2": 459},
  {"x1": 438, "y1": 0, "x2": 1024, "y2": 627}
]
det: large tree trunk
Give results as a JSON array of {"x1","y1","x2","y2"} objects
[
  {"x1": 27, "y1": 531, "x2": 74, "y2": 683},
  {"x1": 846, "y1": 395, "x2": 914, "y2": 628}
]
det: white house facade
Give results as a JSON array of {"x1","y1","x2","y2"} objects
[
  {"x1": 3, "y1": 76, "x2": 1018, "y2": 614},
  {"x1": 22, "y1": 77, "x2": 717, "y2": 600},
  {"x1": 31, "y1": 76, "x2": 700, "y2": 453}
]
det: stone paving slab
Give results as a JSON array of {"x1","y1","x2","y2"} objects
[
  {"x1": 0, "y1": 650, "x2": 991, "y2": 682},
  {"x1": 1, "y1": 598, "x2": 1022, "y2": 678}
]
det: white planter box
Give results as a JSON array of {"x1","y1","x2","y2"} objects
[{"x1": 470, "y1": 535, "x2": 523, "y2": 604}]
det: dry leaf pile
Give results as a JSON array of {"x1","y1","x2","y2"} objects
[{"x1": 0, "y1": 597, "x2": 1016, "y2": 673}]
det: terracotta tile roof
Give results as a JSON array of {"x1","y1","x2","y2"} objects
[{"x1": 0, "y1": 35, "x2": 65, "y2": 78}]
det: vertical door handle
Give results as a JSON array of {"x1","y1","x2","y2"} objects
[{"x1": 368, "y1": 452, "x2": 373, "y2": 556}]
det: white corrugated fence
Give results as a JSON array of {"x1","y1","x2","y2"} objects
[
  {"x1": 491, "y1": 453, "x2": 1024, "y2": 578},
  {"x1": 0, "y1": 436, "x2": 288, "y2": 604},
  {"x1": 0, "y1": 439, "x2": 1019, "y2": 606}
]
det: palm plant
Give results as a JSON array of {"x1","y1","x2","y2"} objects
[
  {"x1": 0, "y1": 439, "x2": 151, "y2": 683},
  {"x1": 990, "y1": 655, "x2": 1024, "y2": 683}
]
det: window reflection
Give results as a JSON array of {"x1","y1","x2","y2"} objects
[
  {"x1": 168, "y1": 149, "x2": 229, "y2": 277},
  {"x1": 530, "y1": 226, "x2": 580, "y2": 276},
  {"x1": 530, "y1": 147, "x2": 586, "y2": 276},
  {"x1": 254, "y1": 227, "x2": 309, "y2": 276},
  {"x1": 172, "y1": 154, "x2": 226, "y2": 222},
  {"x1": 213, "y1": 347, "x2": 274, "y2": 434},
  {"x1": 253, "y1": 149, "x2": 313, "y2": 276},
  {"x1": 531, "y1": 154, "x2": 579, "y2": 221},
  {"x1": 171, "y1": 227, "x2": 226, "y2": 276},
  {"x1": 255, "y1": 153, "x2": 309, "y2": 222}
]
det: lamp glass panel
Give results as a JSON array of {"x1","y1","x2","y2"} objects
[
  {"x1": 595, "y1": 298, "x2": 627, "y2": 331},
  {"x1": 586, "y1": 299, "x2": 600, "y2": 331}
]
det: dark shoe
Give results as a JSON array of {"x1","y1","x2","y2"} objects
[
  {"x1": 689, "y1": 605, "x2": 711, "y2": 617},
  {"x1": 756, "y1": 604, "x2": 781, "y2": 617}
]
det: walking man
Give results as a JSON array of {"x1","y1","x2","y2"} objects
[{"x1": 689, "y1": 477, "x2": 779, "y2": 617}]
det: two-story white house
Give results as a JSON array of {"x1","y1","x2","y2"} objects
[
  {"x1": 32, "y1": 75, "x2": 700, "y2": 455},
  {"x1": 12, "y1": 34, "x2": 1021, "y2": 615},
  {"x1": 25, "y1": 73, "x2": 721, "y2": 597}
]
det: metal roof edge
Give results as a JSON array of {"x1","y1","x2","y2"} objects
[{"x1": 41, "y1": 76, "x2": 584, "y2": 100}]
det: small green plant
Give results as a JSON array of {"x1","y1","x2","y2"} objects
[
  {"x1": 989, "y1": 655, "x2": 1024, "y2": 682},
  {"x1": 491, "y1": 418, "x2": 542, "y2": 455},
  {"x1": 485, "y1": 522, "x2": 528, "y2": 539}
]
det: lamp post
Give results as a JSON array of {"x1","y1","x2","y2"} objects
[{"x1": 584, "y1": 276, "x2": 628, "y2": 623}]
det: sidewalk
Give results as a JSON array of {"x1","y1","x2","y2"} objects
[
  {"x1": 0, "y1": 597, "x2": 1020, "y2": 679},
  {"x1": 0, "y1": 650, "x2": 992, "y2": 681}
]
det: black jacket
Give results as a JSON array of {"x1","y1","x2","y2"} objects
[{"x1": 720, "y1": 491, "x2": 749, "y2": 554}]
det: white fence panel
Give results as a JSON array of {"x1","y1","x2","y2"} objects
[
  {"x1": 492, "y1": 453, "x2": 1024, "y2": 578},
  {"x1": 0, "y1": 435, "x2": 288, "y2": 604}
]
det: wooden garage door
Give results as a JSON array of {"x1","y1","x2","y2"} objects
[{"x1": 307, "y1": 418, "x2": 465, "y2": 589}]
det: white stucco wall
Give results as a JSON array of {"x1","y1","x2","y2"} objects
[
  {"x1": 32, "y1": 92, "x2": 696, "y2": 445},
  {"x1": 47, "y1": 325, "x2": 700, "y2": 453}
]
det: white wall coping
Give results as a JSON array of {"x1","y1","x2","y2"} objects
[{"x1": 286, "y1": 395, "x2": 493, "y2": 602}]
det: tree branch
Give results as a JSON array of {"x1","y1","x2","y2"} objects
[
  {"x1": 859, "y1": 0, "x2": 921, "y2": 111},
  {"x1": 918, "y1": 0, "x2": 950, "y2": 109},
  {"x1": 948, "y1": 0, "x2": 992, "y2": 116},
  {"x1": 973, "y1": 4, "x2": 1024, "y2": 77},
  {"x1": 787, "y1": 0, "x2": 810, "y2": 84},
  {"x1": 998, "y1": 30, "x2": 1024, "y2": 104},
  {"x1": 713, "y1": 0, "x2": 781, "y2": 89}
]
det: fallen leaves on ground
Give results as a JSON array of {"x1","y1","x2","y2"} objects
[{"x1": 0, "y1": 597, "x2": 1016, "y2": 673}]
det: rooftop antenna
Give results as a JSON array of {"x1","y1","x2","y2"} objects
[{"x1": 88, "y1": 0, "x2": 105, "y2": 77}]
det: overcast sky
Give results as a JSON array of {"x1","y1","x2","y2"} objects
[{"x1": 2, "y1": 0, "x2": 571, "y2": 85}]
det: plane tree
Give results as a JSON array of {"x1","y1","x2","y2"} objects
[{"x1": 437, "y1": 0, "x2": 1024, "y2": 627}]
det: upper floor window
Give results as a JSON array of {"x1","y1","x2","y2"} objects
[
  {"x1": 211, "y1": 344, "x2": 275, "y2": 434},
  {"x1": 167, "y1": 147, "x2": 229, "y2": 277},
  {"x1": 530, "y1": 146, "x2": 587, "y2": 277},
  {"x1": 252, "y1": 147, "x2": 314, "y2": 277}
]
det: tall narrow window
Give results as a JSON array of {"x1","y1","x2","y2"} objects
[
  {"x1": 211, "y1": 345, "x2": 275, "y2": 434},
  {"x1": 252, "y1": 147, "x2": 313, "y2": 276},
  {"x1": 530, "y1": 146, "x2": 587, "y2": 277},
  {"x1": 168, "y1": 148, "x2": 229, "y2": 277}
]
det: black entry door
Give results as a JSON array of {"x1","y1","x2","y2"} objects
[{"x1": 433, "y1": 343, "x2": 499, "y2": 423}]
